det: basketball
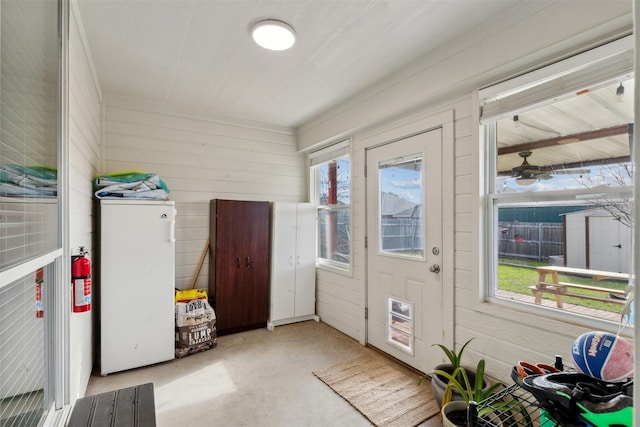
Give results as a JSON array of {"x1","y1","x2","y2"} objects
[{"x1": 571, "y1": 331, "x2": 634, "y2": 382}]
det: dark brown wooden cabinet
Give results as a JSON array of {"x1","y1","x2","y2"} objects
[{"x1": 209, "y1": 199, "x2": 270, "y2": 335}]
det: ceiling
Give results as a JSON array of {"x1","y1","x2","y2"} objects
[
  {"x1": 76, "y1": 0, "x2": 547, "y2": 129},
  {"x1": 76, "y1": 0, "x2": 633, "y2": 179}
]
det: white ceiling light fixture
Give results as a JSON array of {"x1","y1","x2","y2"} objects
[
  {"x1": 515, "y1": 177, "x2": 537, "y2": 186},
  {"x1": 251, "y1": 19, "x2": 296, "y2": 51}
]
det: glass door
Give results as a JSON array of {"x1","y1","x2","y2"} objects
[
  {"x1": 0, "y1": 0, "x2": 65, "y2": 424},
  {"x1": 366, "y1": 129, "x2": 443, "y2": 373}
]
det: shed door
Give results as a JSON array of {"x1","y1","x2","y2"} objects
[{"x1": 589, "y1": 216, "x2": 630, "y2": 273}]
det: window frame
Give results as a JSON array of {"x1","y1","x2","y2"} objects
[
  {"x1": 309, "y1": 139, "x2": 353, "y2": 273},
  {"x1": 0, "y1": 0, "x2": 70, "y2": 423},
  {"x1": 480, "y1": 36, "x2": 634, "y2": 325}
]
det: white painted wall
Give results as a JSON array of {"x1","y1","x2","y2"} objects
[
  {"x1": 101, "y1": 102, "x2": 306, "y2": 289},
  {"x1": 68, "y1": 2, "x2": 103, "y2": 400},
  {"x1": 299, "y1": 1, "x2": 634, "y2": 382}
]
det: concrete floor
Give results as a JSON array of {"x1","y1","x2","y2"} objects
[{"x1": 86, "y1": 321, "x2": 442, "y2": 426}]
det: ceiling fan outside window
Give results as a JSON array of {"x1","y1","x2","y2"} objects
[{"x1": 511, "y1": 150, "x2": 590, "y2": 186}]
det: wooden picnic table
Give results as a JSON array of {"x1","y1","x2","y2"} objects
[{"x1": 532, "y1": 265, "x2": 631, "y2": 309}]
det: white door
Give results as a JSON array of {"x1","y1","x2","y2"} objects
[
  {"x1": 294, "y1": 203, "x2": 317, "y2": 316},
  {"x1": 589, "y1": 215, "x2": 631, "y2": 273},
  {"x1": 270, "y1": 202, "x2": 316, "y2": 325},
  {"x1": 366, "y1": 129, "x2": 443, "y2": 373},
  {"x1": 271, "y1": 203, "x2": 298, "y2": 321}
]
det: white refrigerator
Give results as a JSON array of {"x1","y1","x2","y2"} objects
[{"x1": 100, "y1": 200, "x2": 176, "y2": 375}]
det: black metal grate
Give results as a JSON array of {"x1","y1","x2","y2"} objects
[{"x1": 468, "y1": 382, "x2": 555, "y2": 427}]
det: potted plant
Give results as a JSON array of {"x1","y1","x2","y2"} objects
[
  {"x1": 435, "y1": 361, "x2": 531, "y2": 427},
  {"x1": 433, "y1": 359, "x2": 503, "y2": 426},
  {"x1": 440, "y1": 400, "x2": 468, "y2": 427},
  {"x1": 426, "y1": 338, "x2": 490, "y2": 408}
]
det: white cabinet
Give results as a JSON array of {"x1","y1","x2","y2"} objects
[{"x1": 268, "y1": 202, "x2": 318, "y2": 329}]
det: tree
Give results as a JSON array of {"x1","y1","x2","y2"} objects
[
  {"x1": 577, "y1": 161, "x2": 633, "y2": 228},
  {"x1": 318, "y1": 159, "x2": 350, "y2": 205}
]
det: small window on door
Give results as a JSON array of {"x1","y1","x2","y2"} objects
[
  {"x1": 378, "y1": 154, "x2": 423, "y2": 259},
  {"x1": 387, "y1": 297, "x2": 414, "y2": 355}
]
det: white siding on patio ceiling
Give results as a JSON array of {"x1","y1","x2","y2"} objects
[
  {"x1": 76, "y1": 0, "x2": 559, "y2": 128},
  {"x1": 479, "y1": 36, "x2": 635, "y2": 175},
  {"x1": 496, "y1": 78, "x2": 634, "y2": 175}
]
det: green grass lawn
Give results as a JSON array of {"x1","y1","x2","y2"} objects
[{"x1": 498, "y1": 261, "x2": 628, "y2": 313}]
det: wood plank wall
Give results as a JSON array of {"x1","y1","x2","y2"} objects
[
  {"x1": 69, "y1": 2, "x2": 103, "y2": 399},
  {"x1": 102, "y1": 105, "x2": 306, "y2": 289}
]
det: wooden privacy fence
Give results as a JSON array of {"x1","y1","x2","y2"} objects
[
  {"x1": 381, "y1": 217, "x2": 423, "y2": 253},
  {"x1": 499, "y1": 222, "x2": 563, "y2": 261},
  {"x1": 319, "y1": 218, "x2": 564, "y2": 261}
]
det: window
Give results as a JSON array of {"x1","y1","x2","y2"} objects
[
  {"x1": 310, "y1": 140, "x2": 351, "y2": 268},
  {"x1": 379, "y1": 154, "x2": 423, "y2": 258},
  {"x1": 0, "y1": 0, "x2": 66, "y2": 424},
  {"x1": 481, "y1": 37, "x2": 634, "y2": 323},
  {"x1": 387, "y1": 297, "x2": 414, "y2": 355}
]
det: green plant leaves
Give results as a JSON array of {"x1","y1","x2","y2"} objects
[
  {"x1": 433, "y1": 338, "x2": 475, "y2": 369},
  {"x1": 430, "y1": 360, "x2": 504, "y2": 407}
]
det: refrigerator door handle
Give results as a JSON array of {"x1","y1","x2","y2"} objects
[{"x1": 169, "y1": 219, "x2": 176, "y2": 242}]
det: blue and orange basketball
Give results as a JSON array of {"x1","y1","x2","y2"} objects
[{"x1": 571, "y1": 331, "x2": 633, "y2": 382}]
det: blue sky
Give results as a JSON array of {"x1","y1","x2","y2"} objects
[{"x1": 380, "y1": 164, "x2": 422, "y2": 204}]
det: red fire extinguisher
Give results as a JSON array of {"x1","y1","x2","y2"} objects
[
  {"x1": 35, "y1": 267, "x2": 44, "y2": 318},
  {"x1": 72, "y1": 246, "x2": 92, "y2": 313}
]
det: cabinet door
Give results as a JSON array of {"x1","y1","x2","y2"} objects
[
  {"x1": 213, "y1": 200, "x2": 246, "y2": 331},
  {"x1": 271, "y1": 203, "x2": 297, "y2": 321},
  {"x1": 241, "y1": 201, "x2": 271, "y2": 326},
  {"x1": 213, "y1": 200, "x2": 270, "y2": 332},
  {"x1": 294, "y1": 203, "x2": 317, "y2": 316}
]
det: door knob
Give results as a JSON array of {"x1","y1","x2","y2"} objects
[{"x1": 429, "y1": 264, "x2": 440, "y2": 273}]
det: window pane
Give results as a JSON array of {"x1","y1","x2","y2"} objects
[
  {"x1": 379, "y1": 155, "x2": 423, "y2": 257},
  {"x1": 0, "y1": 0, "x2": 60, "y2": 271},
  {"x1": 496, "y1": 197, "x2": 633, "y2": 322},
  {"x1": 387, "y1": 297, "x2": 413, "y2": 355},
  {"x1": 317, "y1": 156, "x2": 350, "y2": 206},
  {"x1": 314, "y1": 152, "x2": 350, "y2": 266},
  {"x1": 0, "y1": 268, "x2": 50, "y2": 425},
  {"x1": 495, "y1": 79, "x2": 633, "y2": 194},
  {"x1": 317, "y1": 207, "x2": 350, "y2": 263}
]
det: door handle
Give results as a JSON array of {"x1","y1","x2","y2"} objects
[
  {"x1": 236, "y1": 257, "x2": 241, "y2": 268},
  {"x1": 246, "y1": 257, "x2": 251, "y2": 269},
  {"x1": 429, "y1": 264, "x2": 440, "y2": 273},
  {"x1": 613, "y1": 244, "x2": 622, "y2": 248},
  {"x1": 169, "y1": 219, "x2": 176, "y2": 243}
]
